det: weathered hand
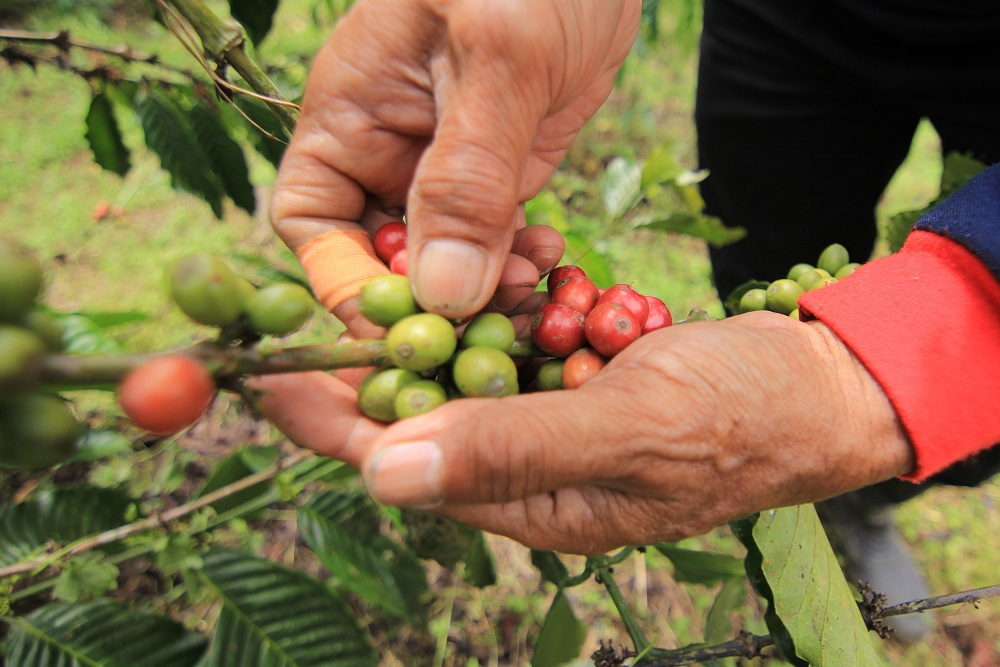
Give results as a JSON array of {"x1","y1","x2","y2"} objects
[
  {"x1": 270, "y1": 0, "x2": 641, "y2": 330},
  {"x1": 256, "y1": 313, "x2": 914, "y2": 555}
]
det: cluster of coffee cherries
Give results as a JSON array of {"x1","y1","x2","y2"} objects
[
  {"x1": 732, "y1": 243, "x2": 859, "y2": 318},
  {"x1": 117, "y1": 254, "x2": 317, "y2": 437},
  {"x1": 0, "y1": 240, "x2": 84, "y2": 469}
]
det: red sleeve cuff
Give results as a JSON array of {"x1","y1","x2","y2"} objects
[{"x1": 799, "y1": 230, "x2": 1000, "y2": 482}]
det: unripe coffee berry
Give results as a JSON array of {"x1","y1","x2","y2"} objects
[
  {"x1": 452, "y1": 347, "x2": 519, "y2": 397},
  {"x1": 386, "y1": 313, "x2": 457, "y2": 372},
  {"x1": 765, "y1": 279, "x2": 804, "y2": 315},
  {"x1": 817, "y1": 243, "x2": 850, "y2": 276},
  {"x1": 461, "y1": 312, "x2": 515, "y2": 351},
  {"x1": 358, "y1": 367, "x2": 422, "y2": 422},
  {"x1": 535, "y1": 359, "x2": 565, "y2": 391},
  {"x1": 245, "y1": 283, "x2": 314, "y2": 335},
  {"x1": 739, "y1": 288, "x2": 768, "y2": 313},
  {"x1": 395, "y1": 379, "x2": 449, "y2": 419},
  {"x1": 359, "y1": 274, "x2": 419, "y2": 327}
]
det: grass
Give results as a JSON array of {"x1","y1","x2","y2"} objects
[{"x1": 2, "y1": 3, "x2": 999, "y2": 666}]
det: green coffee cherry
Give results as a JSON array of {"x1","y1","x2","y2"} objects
[
  {"x1": 786, "y1": 263, "x2": 814, "y2": 282},
  {"x1": 765, "y1": 279, "x2": 804, "y2": 315},
  {"x1": 358, "y1": 274, "x2": 419, "y2": 327},
  {"x1": 796, "y1": 268, "x2": 832, "y2": 291},
  {"x1": 452, "y1": 347, "x2": 519, "y2": 398},
  {"x1": 0, "y1": 240, "x2": 43, "y2": 322},
  {"x1": 23, "y1": 311, "x2": 64, "y2": 351},
  {"x1": 806, "y1": 276, "x2": 837, "y2": 291},
  {"x1": 357, "y1": 367, "x2": 423, "y2": 422},
  {"x1": 246, "y1": 283, "x2": 314, "y2": 336},
  {"x1": 386, "y1": 313, "x2": 458, "y2": 372},
  {"x1": 461, "y1": 313, "x2": 515, "y2": 351},
  {"x1": 0, "y1": 325, "x2": 46, "y2": 387},
  {"x1": 169, "y1": 254, "x2": 246, "y2": 327},
  {"x1": 739, "y1": 288, "x2": 768, "y2": 313},
  {"x1": 536, "y1": 359, "x2": 565, "y2": 391},
  {"x1": 789, "y1": 308, "x2": 800, "y2": 320},
  {"x1": 817, "y1": 243, "x2": 850, "y2": 276},
  {"x1": 0, "y1": 393, "x2": 82, "y2": 469},
  {"x1": 835, "y1": 262, "x2": 861, "y2": 279},
  {"x1": 395, "y1": 380, "x2": 448, "y2": 419}
]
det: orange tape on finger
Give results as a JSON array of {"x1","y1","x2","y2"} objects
[{"x1": 297, "y1": 229, "x2": 389, "y2": 311}]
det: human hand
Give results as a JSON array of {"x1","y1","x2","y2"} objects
[
  {"x1": 255, "y1": 313, "x2": 914, "y2": 555},
  {"x1": 270, "y1": 0, "x2": 642, "y2": 332}
]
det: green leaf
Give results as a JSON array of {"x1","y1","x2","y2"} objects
[
  {"x1": 153, "y1": 533, "x2": 204, "y2": 577},
  {"x1": 0, "y1": 486, "x2": 139, "y2": 567},
  {"x1": 462, "y1": 531, "x2": 497, "y2": 588},
  {"x1": 531, "y1": 591, "x2": 587, "y2": 667},
  {"x1": 525, "y1": 191, "x2": 570, "y2": 233},
  {"x1": 68, "y1": 310, "x2": 150, "y2": 328},
  {"x1": 200, "y1": 548, "x2": 376, "y2": 666},
  {"x1": 53, "y1": 553, "x2": 120, "y2": 602},
  {"x1": 531, "y1": 550, "x2": 569, "y2": 588},
  {"x1": 232, "y1": 251, "x2": 310, "y2": 291},
  {"x1": 230, "y1": 0, "x2": 280, "y2": 45},
  {"x1": 562, "y1": 229, "x2": 615, "y2": 288},
  {"x1": 58, "y1": 314, "x2": 123, "y2": 354},
  {"x1": 704, "y1": 577, "x2": 746, "y2": 645},
  {"x1": 885, "y1": 209, "x2": 921, "y2": 255},
  {"x1": 940, "y1": 151, "x2": 986, "y2": 196},
  {"x1": 734, "y1": 506, "x2": 882, "y2": 666},
  {"x1": 602, "y1": 157, "x2": 643, "y2": 220},
  {"x1": 67, "y1": 428, "x2": 132, "y2": 462},
  {"x1": 237, "y1": 98, "x2": 290, "y2": 168},
  {"x1": 632, "y1": 210, "x2": 746, "y2": 248},
  {"x1": 194, "y1": 446, "x2": 279, "y2": 516},
  {"x1": 641, "y1": 145, "x2": 682, "y2": 193},
  {"x1": 5, "y1": 598, "x2": 207, "y2": 667},
  {"x1": 298, "y1": 497, "x2": 428, "y2": 622},
  {"x1": 654, "y1": 544, "x2": 745, "y2": 585},
  {"x1": 190, "y1": 103, "x2": 257, "y2": 215},
  {"x1": 85, "y1": 91, "x2": 131, "y2": 177},
  {"x1": 138, "y1": 90, "x2": 225, "y2": 218}
]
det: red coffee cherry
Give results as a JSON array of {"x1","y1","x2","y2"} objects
[
  {"x1": 641, "y1": 296, "x2": 672, "y2": 334},
  {"x1": 118, "y1": 355, "x2": 216, "y2": 435},
  {"x1": 530, "y1": 303, "x2": 586, "y2": 357},
  {"x1": 562, "y1": 348, "x2": 607, "y2": 389},
  {"x1": 550, "y1": 275, "x2": 600, "y2": 316},
  {"x1": 596, "y1": 284, "x2": 649, "y2": 324},
  {"x1": 546, "y1": 265, "x2": 586, "y2": 295},
  {"x1": 585, "y1": 302, "x2": 641, "y2": 357},
  {"x1": 374, "y1": 222, "x2": 408, "y2": 265},
  {"x1": 390, "y1": 249, "x2": 408, "y2": 276}
]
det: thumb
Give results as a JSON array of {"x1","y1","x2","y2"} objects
[
  {"x1": 360, "y1": 389, "x2": 617, "y2": 508},
  {"x1": 406, "y1": 58, "x2": 546, "y2": 318}
]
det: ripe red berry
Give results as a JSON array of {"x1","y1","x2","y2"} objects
[
  {"x1": 597, "y1": 284, "x2": 649, "y2": 324},
  {"x1": 374, "y1": 222, "x2": 408, "y2": 265},
  {"x1": 546, "y1": 265, "x2": 586, "y2": 295},
  {"x1": 585, "y1": 302, "x2": 641, "y2": 357},
  {"x1": 562, "y1": 348, "x2": 607, "y2": 389},
  {"x1": 530, "y1": 303, "x2": 586, "y2": 357},
  {"x1": 550, "y1": 275, "x2": 600, "y2": 315},
  {"x1": 642, "y1": 296, "x2": 672, "y2": 334},
  {"x1": 118, "y1": 355, "x2": 216, "y2": 435},
  {"x1": 390, "y1": 249, "x2": 408, "y2": 276}
]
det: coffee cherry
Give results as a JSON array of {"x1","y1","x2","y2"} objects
[
  {"x1": 739, "y1": 288, "x2": 768, "y2": 313},
  {"x1": 585, "y1": 302, "x2": 641, "y2": 357},
  {"x1": 642, "y1": 296, "x2": 672, "y2": 333},
  {"x1": 23, "y1": 311, "x2": 64, "y2": 351},
  {"x1": 461, "y1": 313, "x2": 515, "y2": 351},
  {"x1": 562, "y1": 348, "x2": 607, "y2": 389},
  {"x1": 596, "y1": 284, "x2": 649, "y2": 324},
  {"x1": 395, "y1": 380, "x2": 448, "y2": 419},
  {"x1": 796, "y1": 268, "x2": 833, "y2": 291},
  {"x1": 246, "y1": 283, "x2": 315, "y2": 335},
  {"x1": 452, "y1": 347, "x2": 519, "y2": 397},
  {"x1": 535, "y1": 359, "x2": 565, "y2": 391},
  {"x1": 387, "y1": 313, "x2": 458, "y2": 372},
  {"x1": 0, "y1": 325, "x2": 46, "y2": 387},
  {"x1": 0, "y1": 393, "x2": 82, "y2": 469},
  {"x1": 359, "y1": 274, "x2": 419, "y2": 327},
  {"x1": 531, "y1": 303, "x2": 586, "y2": 357},
  {"x1": 805, "y1": 276, "x2": 837, "y2": 292},
  {"x1": 390, "y1": 249, "x2": 409, "y2": 276},
  {"x1": 546, "y1": 265, "x2": 586, "y2": 294},
  {"x1": 835, "y1": 262, "x2": 860, "y2": 279},
  {"x1": 789, "y1": 308, "x2": 801, "y2": 320},
  {"x1": 0, "y1": 240, "x2": 43, "y2": 322},
  {"x1": 765, "y1": 279, "x2": 804, "y2": 315},
  {"x1": 551, "y1": 275, "x2": 600, "y2": 315},
  {"x1": 817, "y1": 243, "x2": 850, "y2": 276},
  {"x1": 118, "y1": 355, "x2": 216, "y2": 435},
  {"x1": 786, "y1": 263, "x2": 814, "y2": 282},
  {"x1": 358, "y1": 367, "x2": 422, "y2": 422},
  {"x1": 168, "y1": 254, "x2": 246, "y2": 327},
  {"x1": 373, "y1": 222, "x2": 408, "y2": 265}
]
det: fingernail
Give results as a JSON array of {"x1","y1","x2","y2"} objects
[
  {"x1": 527, "y1": 246, "x2": 563, "y2": 276},
  {"x1": 365, "y1": 441, "x2": 443, "y2": 508},
  {"x1": 413, "y1": 240, "x2": 487, "y2": 313}
]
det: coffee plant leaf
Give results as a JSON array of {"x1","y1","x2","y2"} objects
[
  {"x1": 233, "y1": 250, "x2": 311, "y2": 292},
  {"x1": 531, "y1": 549, "x2": 570, "y2": 588},
  {"x1": 602, "y1": 157, "x2": 643, "y2": 220},
  {"x1": 66, "y1": 428, "x2": 132, "y2": 462},
  {"x1": 57, "y1": 314, "x2": 122, "y2": 355},
  {"x1": 301, "y1": 488, "x2": 382, "y2": 544},
  {"x1": 562, "y1": 229, "x2": 615, "y2": 288},
  {"x1": 4, "y1": 598, "x2": 208, "y2": 667},
  {"x1": 631, "y1": 210, "x2": 746, "y2": 248},
  {"x1": 230, "y1": 0, "x2": 280, "y2": 46},
  {"x1": 531, "y1": 590, "x2": 587, "y2": 667},
  {"x1": 653, "y1": 544, "x2": 745, "y2": 585},
  {"x1": 940, "y1": 151, "x2": 986, "y2": 196},
  {"x1": 525, "y1": 190, "x2": 571, "y2": 233},
  {"x1": 461, "y1": 530, "x2": 497, "y2": 588},
  {"x1": 735, "y1": 506, "x2": 882, "y2": 666},
  {"x1": 190, "y1": 103, "x2": 257, "y2": 215},
  {"x1": 641, "y1": 145, "x2": 682, "y2": 194},
  {"x1": 703, "y1": 576, "x2": 746, "y2": 645},
  {"x1": 138, "y1": 91, "x2": 225, "y2": 219},
  {"x1": 0, "y1": 485, "x2": 139, "y2": 568},
  {"x1": 84, "y1": 91, "x2": 131, "y2": 177},
  {"x1": 200, "y1": 548, "x2": 376, "y2": 666},
  {"x1": 193, "y1": 447, "x2": 279, "y2": 517},
  {"x1": 298, "y1": 499, "x2": 428, "y2": 623}
]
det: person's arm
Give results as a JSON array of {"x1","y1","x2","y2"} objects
[{"x1": 800, "y1": 164, "x2": 1000, "y2": 481}]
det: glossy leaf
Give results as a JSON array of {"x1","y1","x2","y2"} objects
[
  {"x1": 190, "y1": 103, "x2": 257, "y2": 215},
  {"x1": 531, "y1": 550, "x2": 570, "y2": 588},
  {"x1": 531, "y1": 590, "x2": 587, "y2": 667},
  {"x1": 85, "y1": 91, "x2": 130, "y2": 176},
  {"x1": 631, "y1": 210, "x2": 746, "y2": 248},
  {"x1": 602, "y1": 156, "x2": 643, "y2": 220},
  {"x1": 654, "y1": 544, "x2": 745, "y2": 585},
  {"x1": 230, "y1": 0, "x2": 280, "y2": 45}
]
